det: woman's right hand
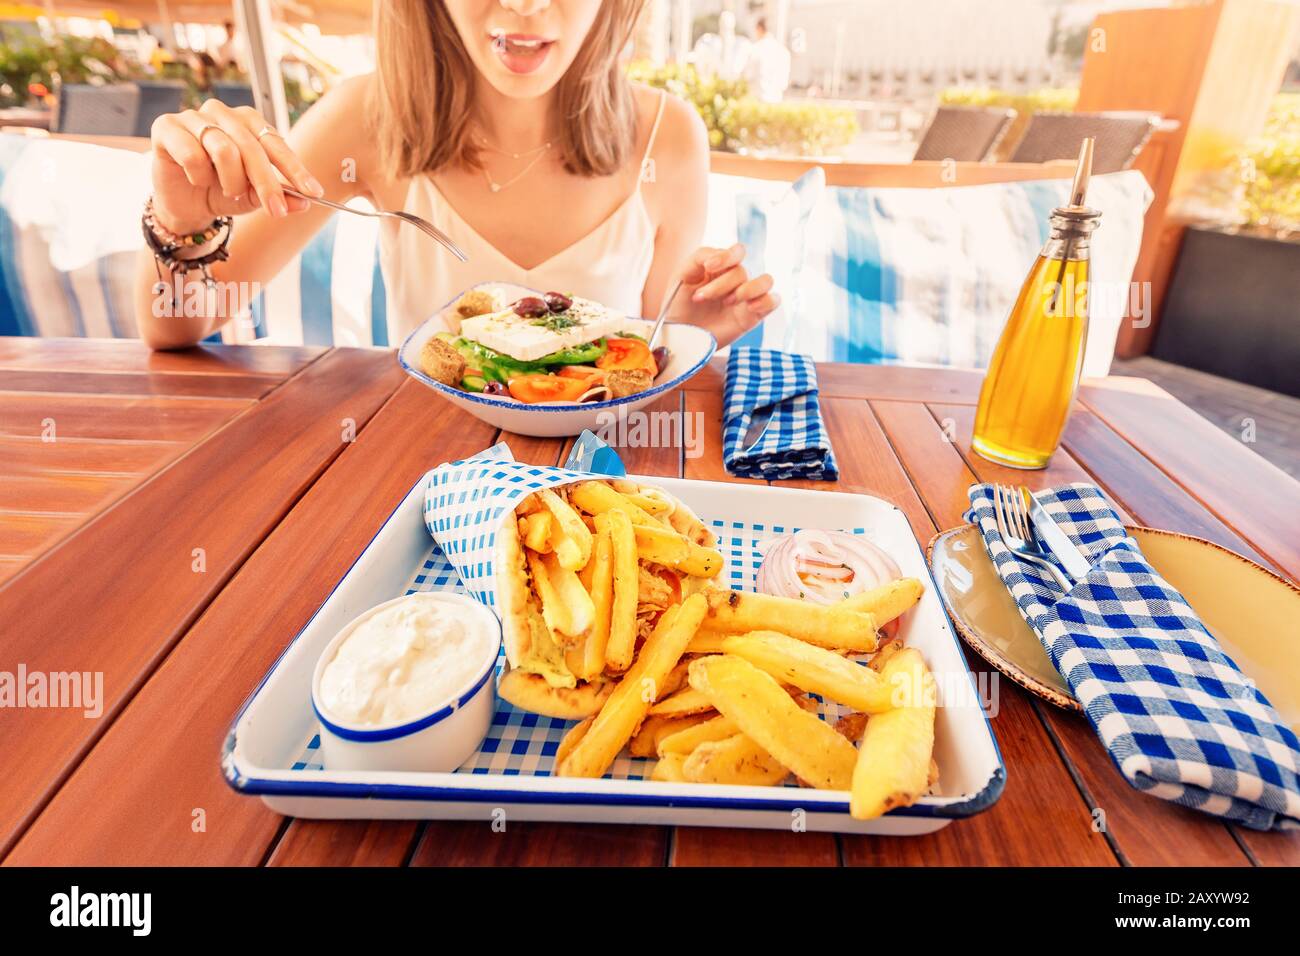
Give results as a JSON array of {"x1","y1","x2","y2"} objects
[{"x1": 149, "y1": 98, "x2": 325, "y2": 235}]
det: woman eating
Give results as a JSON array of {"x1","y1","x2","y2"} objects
[{"x1": 135, "y1": 0, "x2": 777, "y2": 350}]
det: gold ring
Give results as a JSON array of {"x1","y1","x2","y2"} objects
[
  {"x1": 196, "y1": 124, "x2": 226, "y2": 148},
  {"x1": 255, "y1": 125, "x2": 280, "y2": 141}
]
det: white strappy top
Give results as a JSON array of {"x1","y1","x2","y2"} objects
[{"x1": 378, "y1": 91, "x2": 666, "y2": 338}]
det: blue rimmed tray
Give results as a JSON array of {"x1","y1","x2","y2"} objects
[{"x1": 222, "y1": 473, "x2": 1004, "y2": 834}]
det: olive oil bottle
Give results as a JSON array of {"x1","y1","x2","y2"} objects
[{"x1": 973, "y1": 140, "x2": 1099, "y2": 470}]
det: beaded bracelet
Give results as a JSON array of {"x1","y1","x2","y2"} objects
[{"x1": 142, "y1": 197, "x2": 234, "y2": 310}]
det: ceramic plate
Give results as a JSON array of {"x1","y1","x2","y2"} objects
[
  {"x1": 929, "y1": 524, "x2": 1300, "y2": 724},
  {"x1": 398, "y1": 283, "x2": 715, "y2": 438}
]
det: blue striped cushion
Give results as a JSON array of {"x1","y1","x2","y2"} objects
[
  {"x1": 0, "y1": 132, "x2": 388, "y2": 346},
  {"x1": 735, "y1": 170, "x2": 1152, "y2": 377}
]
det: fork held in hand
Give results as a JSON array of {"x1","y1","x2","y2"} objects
[
  {"x1": 992, "y1": 484, "x2": 1074, "y2": 592},
  {"x1": 283, "y1": 187, "x2": 468, "y2": 262}
]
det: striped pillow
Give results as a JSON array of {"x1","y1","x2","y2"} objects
[
  {"x1": 736, "y1": 170, "x2": 1152, "y2": 377},
  {"x1": 0, "y1": 133, "x2": 388, "y2": 346}
]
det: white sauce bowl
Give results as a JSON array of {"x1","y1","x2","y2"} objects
[{"x1": 310, "y1": 592, "x2": 500, "y2": 773}]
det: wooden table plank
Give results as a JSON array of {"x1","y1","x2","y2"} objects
[
  {"x1": 4, "y1": 381, "x2": 486, "y2": 866},
  {"x1": 0, "y1": 368, "x2": 284, "y2": 399},
  {"x1": 0, "y1": 391, "x2": 252, "y2": 442},
  {"x1": 1061, "y1": 410, "x2": 1277, "y2": 571},
  {"x1": 411, "y1": 821, "x2": 667, "y2": 866},
  {"x1": 0, "y1": 348, "x2": 405, "y2": 861},
  {"x1": 268, "y1": 821, "x2": 421, "y2": 867},
  {"x1": 926, "y1": 401, "x2": 1253, "y2": 866},
  {"x1": 0, "y1": 336, "x2": 322, "y2": 377},
  {"x1": 683, "y1": 356, "x2": 985, "y2": 404},
  {"x1": 0, "y1": 434, "x2": 184, "y2": 478},
  {"x1": 1079, "y1": 377, "x2": 1300, "y2": 580}
]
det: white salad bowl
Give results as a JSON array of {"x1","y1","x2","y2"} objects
[
  {"x1": 398, "y1": 283, "x2": 716, "y2": 438},
  {"x1": 310, "y1": 591, "x2": 501, "y2": 773}
]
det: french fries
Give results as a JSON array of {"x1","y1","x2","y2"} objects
[
  {"x1": 498, "y1": 670, "x2": 611, "y2": 720},
  {"x1": 519, "y1": 511, "x2": 553, "y2": 553},
  {"x1": 646, "y1": 685, "x2": 714, "y2": 718},
  {"x1": 656, "y1": 713, "x2": 739, "y2": 756},
  {"x1": 538, "y1": 488, "x2": 592, "y2": 571},
  {"x1": 722, "y1": 631, "x2": 895, "y2": 713},
  {"x1": 489, "y1": 476, "x2": 942, "y2": 819},
  {"x1": 598, "y1": 509, "x2": 639, "y2": 672},
  {"x1": 565, "y1": 525, "x2": 614, "y2": 680},
  {"x1": 634, "y1": 523, "x2": 690, "y2": 566},
  {"x1": 688, "y1": 655, "x2": 858, "y2": 790},
  {"x1": 850, "y1": 648, "x2": 938, "y2": 820},
  {"x1": 527, "y1": 550, "x2": 593, "y2": 642},
  {"x1": 705, "y1": 589, "x2": 879, "y2": 652},
  {"x1": 651, "y1": 753, "x2": 688, "y2": 782},
  {"x1": 683, "y1": 732, "x2": 790, "y2": 787},
  {"x1": 558, "y1": 593, "x2": 707, "y2": 779},
  {"x1": 842, "y1": 578, "x2": 924, "y2": 628},
  {"x1": 569, "y1": 480, "x2": 658, "y2": 527},
  {"x1": 629, "y1": 713, "x2": 711, "y2": 758},
  {"x1": 556, "y1": 716, "x2": 593, "y2": 766}
]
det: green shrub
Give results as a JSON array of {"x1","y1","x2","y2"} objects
[
  {"x1": 627, "y1": 59, "x2": 858, "y2": 156},
  {"x1": 1240, "y1": 93, "x2": 1300, "y2": 235}
]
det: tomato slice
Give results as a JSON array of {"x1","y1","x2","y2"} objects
[
  {"x1": 557, "y1": 365, "x2": 605, "y2": 383},
  {"x1": 507, "y1": 373, "x2": 591, "y2": 404},
  {"x1": 596, "y1": 337, "x2": 657, "y2": 376}
]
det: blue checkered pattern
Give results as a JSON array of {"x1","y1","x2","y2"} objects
[
  {"x1": 966, "y1": 482, "x2": 1300, "y2": 831},
  {"x1": 722, "y1": 347, "x2": 838, "y2": 481},
  {"x1": 424, "y1": 443, "x2": 593, "y2": 607}
]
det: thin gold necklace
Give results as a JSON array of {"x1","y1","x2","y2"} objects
[{"x1": 477, "y1": 134, "x2": 553, "y2": 193}]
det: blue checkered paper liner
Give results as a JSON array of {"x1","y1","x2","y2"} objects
[
  {"x1": 723, "y1": 347, "x2": 838, "y2": 481},
  {"x1": 966, "y1": 482, "x2": 1300, "y2": 830},
  {"x1": 291, "y1": 518, "x2": 871, "y2": 779}
]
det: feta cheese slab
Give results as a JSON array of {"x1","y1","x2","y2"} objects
[{"x1": 459, "y1": 296, "x2": 627, "y2": 362}]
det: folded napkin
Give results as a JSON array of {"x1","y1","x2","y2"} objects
[
  {"x1": 966, "y1": 482, "x2": 1300, "y2": 831},
  {"x1": 722, "y1": 347, "x2": 838, "y2": 481}
]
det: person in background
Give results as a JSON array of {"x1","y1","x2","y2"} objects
[
  {"x1": 742, "y1": 17, "x2": 790, "y2": 103},
  {"x1": 135, "y1": 0, "x2": 776, "y2": 351},
  {"x1": 215, "y1": 20, "x2": 241, "y2": 70}
]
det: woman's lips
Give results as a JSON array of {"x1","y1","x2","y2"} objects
[{"x1": 490, "y1": 33, "x2": 555, "y2": 75}]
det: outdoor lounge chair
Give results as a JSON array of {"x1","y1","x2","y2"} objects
[
  {"x1": 912, "y1": 105, "x2": 1017, "y2": 162},
  {"x1": 1009, "y1": 111, "x2": 1160, "y2": 173}
]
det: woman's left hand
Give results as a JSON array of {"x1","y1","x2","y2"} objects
[{"x1": 666, "y1": 243, "x2": 779, "y2": 347}]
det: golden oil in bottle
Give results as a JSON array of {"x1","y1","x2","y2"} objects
[{"x1": 972, "y1": 206, "x2": 1099, "y2": 469}]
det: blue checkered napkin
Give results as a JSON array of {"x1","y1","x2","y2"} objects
[
  {"x1": 965, "y1": 483, "x2": 1300, "y2": 831},
  {"x1": 722, "y1": 347, "x2": 838, "y2": 481},
  {"x1": 424, "y1": 444, "x2": 601, "y2": 609}
]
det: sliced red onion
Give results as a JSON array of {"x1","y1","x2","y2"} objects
[{"x1": 756, "y1": 529, "x2": 902, "y2": 607}]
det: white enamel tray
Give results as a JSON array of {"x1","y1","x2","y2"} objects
[
  {"x1": 398, "y1": 283, "x2": 716, "y2": 438},
  {"x1": 223, "y1": 474, "x2": 1005, "y2": 835}
]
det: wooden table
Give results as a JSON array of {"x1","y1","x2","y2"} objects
[{"x1": 2, "y1": 337, "x2": 1297, "y2": 867}]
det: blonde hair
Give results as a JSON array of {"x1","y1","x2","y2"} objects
[{"x1": 374, "y1": 1, "x2": 646, "y2": 179}]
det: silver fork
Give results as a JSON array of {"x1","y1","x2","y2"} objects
[
  {"x1": 283, "y1": 187, "x2": 468, "y2": 262},
  {"x1": 992, "y1": 484, "x2": 1073, "y2": 591}
]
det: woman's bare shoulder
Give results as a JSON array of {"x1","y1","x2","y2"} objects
[
  {"x1": 630, "y1": 81, "x2": 708, "y2": 168},
  {"x1": 289, "y1": 74, "x2": 382, "y2": 180}
]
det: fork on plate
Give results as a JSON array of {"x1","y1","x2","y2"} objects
[{"x1": 991, "y1": 484, "x2": 1073, "y2": 592}]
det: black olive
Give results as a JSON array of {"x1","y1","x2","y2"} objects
[
  {"x1": 482, "y1": 380, "x2": 507, "y2": 396},
  {"x1": 512, "y1": 296, "x2": 549, "y2": 318},
  {"x1": 543, "y1": 291, "x2": 573, "y2": 313},
  {"x1": 651, "y1": 346, "x2": 670, "y2": 374}
]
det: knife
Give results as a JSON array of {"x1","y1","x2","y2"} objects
[
  {"x1": 743, "y1": 404, "x2": 775, "y2": 450},
  {"x1": 1027, "y1": 489, "x2": 1092, "y2": 582}
]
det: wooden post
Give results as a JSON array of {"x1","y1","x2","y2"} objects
[{"x1": 1076, "y1": 0, "x2": 1300, "y2": 357}]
